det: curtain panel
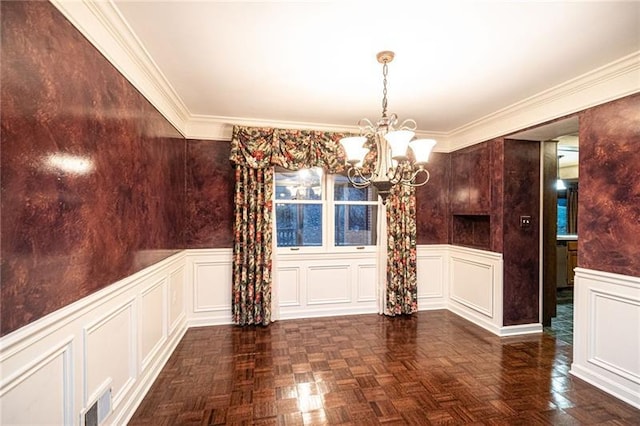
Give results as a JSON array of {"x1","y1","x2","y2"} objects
[
  {"x1": 384, "y1": 184, "x2": 418, "y2": 315},
  {"x1": 232, "y1": 165, "x2": 273, "y2": 325}
]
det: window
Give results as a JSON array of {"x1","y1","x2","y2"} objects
[
  {"x1": 275, "y1": 168, "x2": 323, "y2": 247},
  {"x1": 274, "y1": 168, "x2": 378, "y2": 250},
  {"x1": 333, "y1": 174, "x2": 378, "y2": 246}
]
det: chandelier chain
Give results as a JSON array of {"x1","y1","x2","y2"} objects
[{"x1": 381, "y1": 61, "x2": 388, "y2": 118}]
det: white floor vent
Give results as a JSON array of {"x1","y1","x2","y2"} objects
[{"x1": 82, "y1": 381, "x2": 112, "y2": 426}]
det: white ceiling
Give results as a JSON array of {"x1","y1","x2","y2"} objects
[{"x1": 110, "y1": 0, "x2": 639, "y2": 138}]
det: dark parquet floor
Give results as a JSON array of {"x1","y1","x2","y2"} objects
[{"x1": 129, "y1": 310, "x2": 640, "y2": 425}]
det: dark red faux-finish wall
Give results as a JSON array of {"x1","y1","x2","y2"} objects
[
  {"x1": 579, "y1": 93, "x2": 640, "y2": 277},
  {"x1": 502, "y1": 140, "x2": 540, "y2": 326},
  {"x1": 185, "y1": 140, "x2": 235, "y2": 248},
  {"x1": 416, "y1": 152, "x2": 451, "y2": 244},
  {"x1": 0, "y1": 1, "x2": 186, "y2": 336}
]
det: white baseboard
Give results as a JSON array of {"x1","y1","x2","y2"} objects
[
  {"x1": 498, "y1": 323, "x2": 543, "y2": 336},
  {"x1": 571, "y1": 363, "x2": 640, "y2": 409}
]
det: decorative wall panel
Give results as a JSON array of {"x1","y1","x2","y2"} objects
[
  {"x1": 140, "y1": 279, "x2": 167, "y2": 370},
  {"x1": 0, "y1": 339, "x2": 72, "y2": 425},
  {"x1": 168, "y1": 267, "x2": 185, "y2": 334},
  {"x1": 278, "y1": 267, "x2": 301, "y2": 307},
  {"x1": 84, "y1": 302, "x2": 135, "y2": 407},
  {"x1": 307, "y1": 266, "x2": 351, "y2": 305},
  {"x1": 572, "y1": 268, "x2": 640, "y2": 409},
  {"x1": 416, "y1": 251, "x2": 446, "y2": 306}
]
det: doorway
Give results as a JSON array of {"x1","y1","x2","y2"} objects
[{"x1": 508, "y1": 117, "x2": 579, "y2": 340}]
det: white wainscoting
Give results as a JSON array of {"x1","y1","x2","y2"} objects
[
  {"x1": 571, "y1": 267, "x2": 640, "y2": 409},
  {"x1": 185, "y1": 248, "x2": 233, "y2": 327},
  {"x1": 0, "y1": 244, "x2": 551, "y2": 425},
  {"x1": 446, "y1": 246, "x2": 505, "y2": 335},
  {"x1": 277, "y1": 251, "x2": 378, "y2": 320},
  {"x1": 416, "y1": 245, "x2": 448, "y2": 310},
  {"x1": 0, "y1": 251, "x2": 187, "y2": 426},
  {"x1": 184, "y1": 247, "x2": 449, "y2": 323}
]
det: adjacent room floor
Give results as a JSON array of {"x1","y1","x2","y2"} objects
[
  {"x1": 543, "y1": 287, "x2": 574, "y2": 345},
  {"x1": 129, "y1": 308, "x2": 639, "y2": 425}
]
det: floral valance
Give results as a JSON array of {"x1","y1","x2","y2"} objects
[{"x1": 230, "y1": 125, "x2": 349, "y2": 173}]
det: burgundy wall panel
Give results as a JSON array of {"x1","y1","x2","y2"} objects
[
  {"x1": 450, "y1": 142, "x2": 491, "y2": 214},
  {"x1": 185, "y1": 140, "x2": 235, "y2": 248},
  {"x1": 416, "y1": 152, "x2": 450, "y2": 244},
  {"x1": 502, "y1": 140, "x2": 540, "y2": 326},
  {"x1": 1, "y1": 2, "x2": 185, "y2": 335},
  {"x1": 489, "y1": 139, "x2": 505, "y2": 253},
  {"x1": 579, "y1": 94, "x2": 640, "y2": 277}
]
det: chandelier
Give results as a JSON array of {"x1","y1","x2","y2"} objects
[{"x1": 339, "y1": 51, "x2": 437, "y2": 203}]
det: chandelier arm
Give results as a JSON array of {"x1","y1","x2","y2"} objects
[
  {"x1": 402, "y1": 168, "x2": 431, "y2": 187},
  {"x1": 347, "y1": 167, "x2": 374, "y2": 188},
  {"x1": 398, "y1": 118, "x2": 417, "y2": 132},
  {"x1": 387, "y1": 162, "x2": 404, "y2": 185},
  {"x1": 357, "y1": 118, "x2": 376, "y2": 135}
]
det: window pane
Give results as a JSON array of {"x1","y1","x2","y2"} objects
[
  {"x1": 276, "y1": 203, "x2": 322, "y2": 247},
  {"x1": 334, "y1": 174, "x2": 377, "y2": 202},
  {"x1": 275, "y1": 168, "x2": 323, "y2": 201},
  {"x1": 334, "y1": 205, "x2": 378, "y2": 246}
]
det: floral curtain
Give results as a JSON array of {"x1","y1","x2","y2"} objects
[
  {"x1": 229, "y1": 126, "x2": 346, "y2": 326},
  {"x1": 232, "y1": 165, "x2": 273, "y2": 325},
  {"x1": 384, "y1": 183, "x2": 418, "y2": 315},
  {"x1": 230, "y1": 125, "x2": 419, "y2": 321},
  {"x1": 272, "y1": 129, "x2": 346, "y2": 172},
  {"x1": 230, "y1": 127, "x2": 274, "y2": 325}
]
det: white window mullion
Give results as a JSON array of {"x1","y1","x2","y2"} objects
[{"x1": 326, "y1": 173, "x2": 334, "y2": 251}]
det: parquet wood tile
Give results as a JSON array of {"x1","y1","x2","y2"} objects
[{"x1": 128, "y1": 311, "x2": 640, "y2": 425}]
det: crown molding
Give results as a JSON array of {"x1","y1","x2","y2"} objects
[
  {"x1": 50, "y1": 0, "x2": 190, "y2": 136},
  {"x1": 185, "y1": 115, "x2": 356, "y2": 141},
  {"x1": 446, "y1": 51, "x2": 640, "y2": 151},
  {"x1": 184, "y1": 114, "x2": 452, "y2": 151},
  {"x1": 50, "y1": 1, "x2": 638, "y2": 153}
]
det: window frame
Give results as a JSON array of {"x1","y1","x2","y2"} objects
[{"x1": 274, "y1": 168, "x2": 379, "y2": 254}]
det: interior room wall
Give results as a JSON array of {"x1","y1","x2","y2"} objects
[
  {"x1": 0, "y1": 1, "x2": 186, "y2": 336},
  {"x1": 184, "y1": 140, "x2": 235, "y2": 248},
  {"x1": 416, "y1": 152, "x2": 451, "y2": 244},
  {"x1": 501, "y1": 140, "x2": 540, "y2": 325},
  {"x1": 579, "y1": 93, "x2": 640, "y2": 277}
]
